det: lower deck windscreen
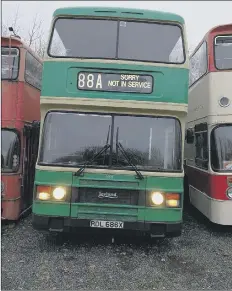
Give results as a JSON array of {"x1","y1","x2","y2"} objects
[{"x1": 39, "y1": 112, "x2": 182, "y2": 172}]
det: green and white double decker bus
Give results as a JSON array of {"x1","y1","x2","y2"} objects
[{"x1": 32, "y1": 7, "x2": 189, "y2": 238}]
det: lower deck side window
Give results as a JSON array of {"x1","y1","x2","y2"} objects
[
  {"x1": 1, "y1": 129, "x2": 20, "y2": 172},
  {"x1": 195, "y1": 130, "x2": 208, "y2": 169}
]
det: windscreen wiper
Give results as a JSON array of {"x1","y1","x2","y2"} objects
[
  {"x1": 103, "y1": 125, "x2": 111, "y2": 164},
  {"x1": 74, "y1": 144, "x2": 110, "y2": 176},
  {"x1": 116, "y1": 127, "x2": 144, "y2": 180},
  {"x1": 74, "y1": 125, "x2": 111, "y2": 177}
]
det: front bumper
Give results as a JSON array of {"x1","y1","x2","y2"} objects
[{"x1": 32, "y1": 214, "x2": 182, "y2": 238}]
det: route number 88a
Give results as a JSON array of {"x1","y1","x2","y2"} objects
[
  {"x1": 78, "y1": 73, "x2": 102, "y2": 89},
  {"x1": 78, "y1": 73, "x2": 94, "y2": 88}
]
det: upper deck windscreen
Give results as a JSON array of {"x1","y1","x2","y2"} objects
[
  {"x1": 1, "y1": 47, "x2": 19, "y2": 80},
  {"x1": 214, "y1": 35, "x2": 232, "y2": 70},
  {"x1": 48, "y1": 18, "x2": 185, "y2": 64}
]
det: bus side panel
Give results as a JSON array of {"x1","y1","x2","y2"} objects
[
  {"x1": 208, "y1": 72, "x2": 232, "y2": 116},
  {"x1": 1, "y1": 82, "x2": 18, "y2": 125},
  {"x1": 187, "y1": 166, "x2": 230, "y2": 200},
  {"x1": 1, "y1": 175, "x2": 21, "y2": 220},
  {"x1": 22, "y1": 83, "x2": 41, "y2": 123},
  {"x1": 186, "y1": 165, "x2": 232, "y2": 223}
]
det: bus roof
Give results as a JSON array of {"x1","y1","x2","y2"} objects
[
  {"x1": 53, "y1": 6, "x2": 184, "y2": 23},
  {"x1": 1, "y1": 36, "x2": 43, "y2": 63},
  {"x1": 207, "y1": 23, "x2": 232, "y2": 36},
  {"x1": 190, "y1": 23, "x2": 232, "y2": 57}
]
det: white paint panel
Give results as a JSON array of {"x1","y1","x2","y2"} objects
[{"x1": 189, "y1": 185, "x2": 232, "y2": 225}]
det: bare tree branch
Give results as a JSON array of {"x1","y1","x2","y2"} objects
[
  {"x1": 1, "y1": 23, "x2": 8, "y2": 36},
  {"x1": 1, "y1": 5, "x2": 20, "y2": 37},
  {"x1": 34, "y1": 37, "x2": 47, "y2": 58},
  {"x1": 27, "y1": 13, "x2": 42, "y2": 47},
  {"x1": 2, "y1": 7, "x2": 46, "y2": 58},
  {"x1": 11, "y1": 5, "x2": 20, "y2": 35}
]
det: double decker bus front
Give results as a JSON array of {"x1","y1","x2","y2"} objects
[
  {"x1": 32, "y1": 8, "x2": 189, "y2": 238},
  {"x1": 1, "y1": 45, "x2": 20, "y2": 175},
  {"x1": 1, "y1": 38, "x2": 42, "y2": 220},
  {"x1": 1, "y1": 44, "x2": 21, "y2": 219},
  {"x1": 185, "y1": 24, "x2": 232, "y2": 225},
  {"x1": 210, "y1": 31, "x2": 232, "y2": 224}
]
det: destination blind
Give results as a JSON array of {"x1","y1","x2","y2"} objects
[{"x1": 77, "y1": 72, "x2": 153, "y2": 94}]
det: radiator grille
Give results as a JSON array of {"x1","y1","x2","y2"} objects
[{"x1": 76, "y1": 187, "x2": 140, "y2": 205}]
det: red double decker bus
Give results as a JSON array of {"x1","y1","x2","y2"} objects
[
  {"x1": 184, "y1": 24, "x2": 232, "y2": 225},
  {"x1": 1, "y1": 36, "x2": 42, "y2": 220}
]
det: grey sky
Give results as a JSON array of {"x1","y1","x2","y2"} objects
[{"x1": 2, "y1": 1, "x2": 232, "y2": 50}]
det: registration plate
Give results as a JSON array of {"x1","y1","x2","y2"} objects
[{"x1": 90, "y1": 220, "x2": 124, "y2": 229}]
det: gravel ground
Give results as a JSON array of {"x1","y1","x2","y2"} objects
[{"x1": 1, "y1": 208, "x2": 232, "y2": 290}]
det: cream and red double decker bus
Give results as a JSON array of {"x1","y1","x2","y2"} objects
[
  {"x1": 184, "y1": 23, "x2": 232, "y2": 225},
  {"x1": 1, "y1": 36, "x2": 42, "y2": 220}
]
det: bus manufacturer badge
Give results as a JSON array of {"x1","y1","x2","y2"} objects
[
  {"x1": 105, "y1": 174, "x2": 114, "y2": 179},
  {"x1": 98, "y1": 191, "x2": 118, "y2": 199}
]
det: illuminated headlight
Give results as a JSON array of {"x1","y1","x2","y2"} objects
[
  {"x1": 166, "y1": 193, "x2": 180, "y2": 207},
  {"x1": 166, "y1": 199, "x2": 179, "y2": 207},
  {"x1": 38, "y1": 192, "x2": 50, "y2": 200},
  {"x1": 52, "y1": 187, "x2": 66, "y2": 200},
  {"x1": 37, "y1": 186, "x2": 51, "y2": 200},
  {"x1": 151, "y1": 192, "x2": 164, "y2": 205},
  {"x1": 227, "y1": 188, "x2": 232, "y2": 199}
]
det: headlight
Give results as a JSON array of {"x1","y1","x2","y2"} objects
[
  {"x1": 38, "y1": 191, "x2": 50, "y2": 200},
  {"x1": 166, "y1": 199, "x2": 179, "y2": 207},
  {"x1": 151, "y1": 192, "x2": 164, "y2": 205},
  {"x1": 149, "y1": 192, "x2": 180, "y2": 207},
  {"x1": 166, "y1": 193, "x2": 180, "y2": 207},
  {"x1": 52, "y1": 187, "x2": 66, "y2": 200},
  {"x1": 37, "y1": 186, "x2": 51, "y2": 200}
]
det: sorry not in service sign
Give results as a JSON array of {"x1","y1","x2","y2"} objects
[{"x1": 77, "y1": 72, "x2": 153, "y2": 94}]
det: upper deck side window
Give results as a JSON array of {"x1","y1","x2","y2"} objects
[
  {"x1": 189, "y1": 41, "x2": 208, "y2": 87},
  {"x1": 1, "y1": 47, "x2": 20, "y2": 80},
  {"x1": 48, "y1": 18, "x2": 185, "y2": 64},
  {"x1": 194, "y1": 123, "x2": 208, "y2": 170},
  {"x1": 25, "y1": 51, "x2": 43, "y2": 90},
  {"x1": 214, "y1": 34, "x2": 232, "y2": 70}
]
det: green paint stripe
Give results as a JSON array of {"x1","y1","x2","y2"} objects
[
  {"x1": 41, "y1": 62, "x2": 189, "y2": 104},
  {"x1": 53, "y1": 7, "x2": 185, "y2": 23},
  {"x1": 143, "y1": 208, "x2": 182, "y2": 222},
  {"x1": 33, "y1": 202, "x2": 70, "y2": 216}
]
